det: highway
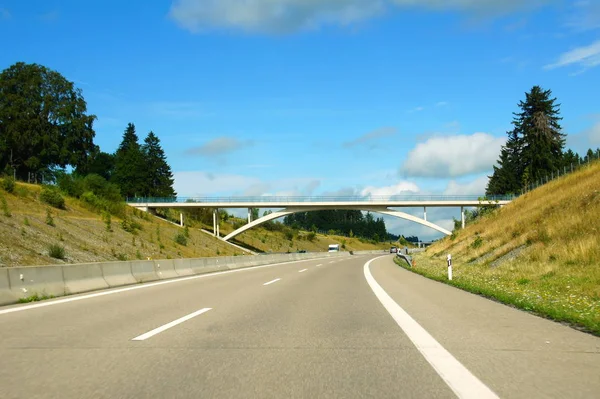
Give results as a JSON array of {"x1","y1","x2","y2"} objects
[{"x1": 0, "y1": 255, "x2": 598, "y2": 398}]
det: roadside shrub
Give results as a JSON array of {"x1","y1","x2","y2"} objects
[
  {"x1": 174, "y1": 232, "x2": 187, "y2": 246},
  {"x1": 45, "y1": 209, "x2": 55, "y2": 226},
  {"x1": 1, "y1": 177, "x2": 15, "y2": 193},
  {"x1": 284, "y1": 229, "x2": 294, "y2": 240},
  {"x1": 81, "y1": 191, "x2": 126, "y2": 217},
  {"x1": 471, "y1": 235, "x2": 483, "y2": 249},
  {"x1": 1, "y1": 195, "x2": 11, "y2": 217},
  {"x1": 103, "y1": 211, "x2": 112, "y2": 232},
  {"x1": 57, "y1": 173, "x2": 84, "y2": 198},
  {"x1": 307, "y1": 232, "x2": 316, "y2": 242},
  {"x1": 121, "y1": 216, "x2": 142, "y2": 233},
  {"x1": 83, "y1": 174, "x2": 122, "y2": 202},
  {"x1": 40, "y1": 187, "x2": 65, "y2": 209},
  {"x1": 48, "y1": 243, "x2": 66, "y2": 259}
]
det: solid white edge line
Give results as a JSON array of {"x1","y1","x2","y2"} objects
[
  {"x1": 363, "y1": 256, "x2": 499, "y2": 399},
  {"x1": 298, "y1": 269, "x2": 308, "y2": 273},
  {"x1": 132, "y1": 307, "x2": 212, "y2": 341},
  {"x1": 263, "y1": 278, "x2": 281, "y2": 286},
  {"x1": 0, "y1": 257, "x2": 339, "y2": 316}
]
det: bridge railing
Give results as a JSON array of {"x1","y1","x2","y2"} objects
[{"x1": 126, "y1": 195, "x2": 517, "y2": 204}]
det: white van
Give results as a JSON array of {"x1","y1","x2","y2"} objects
[{"x1": 328, "y1": 244, "x2": 340, "y2": 252}]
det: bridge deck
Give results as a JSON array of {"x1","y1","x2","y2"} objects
[{"x1": 128, "y1": 200, "x2": 512, "y2": 209}]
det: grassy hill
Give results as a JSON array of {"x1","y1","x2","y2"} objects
[
  {"x1": 402, "y1": 161, "x2": 600, "y2": 335},
  {"x1": 0, "y1": 181, "x2": 390, "y2": 267}
]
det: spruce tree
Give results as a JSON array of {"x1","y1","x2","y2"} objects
[
  {"x1": 487, "y1": 86, "x2": 565, "y2": 195},
  {"x1": 112, "y1": 123, "x2": 147, "y2": 198},
  {"x1": 142, "y1": 131, "x2": 176, "y2": 198}
]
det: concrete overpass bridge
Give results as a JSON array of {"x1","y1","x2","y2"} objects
[{"x1": 127, "y1": 195, "x2": 515, "y2": 241}]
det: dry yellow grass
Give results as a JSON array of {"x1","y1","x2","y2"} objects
[
  {"x1": 408, "y1": 161, "x2": 600, "y2": 334},
  {"x1": 0, "y1": 181, "x2": 389, "y2": 267}
]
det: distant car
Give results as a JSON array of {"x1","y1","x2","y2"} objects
[
  {"x1": 328, "y1": 244, "x2": 340, "y2": 252},
  {"x1": 390, "y1": 247, "x2": 398, "y2": 253},
  {"x1": 298, "y1": 250, "x2": 307, "y2": 253}
]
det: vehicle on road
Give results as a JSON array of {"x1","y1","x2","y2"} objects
[
  {"x1": 390, "y1": 247, "x2": 398, "y2": 253},
  {"x1": 328, "y1": 244, "x2": 340, "y2": 252}
]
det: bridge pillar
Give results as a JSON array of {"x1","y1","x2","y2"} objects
[
  {"x1": 180, "y1": 212, "x2": 184, "y2": 227},
  {"x1": 219, "y1": 209, "x2": 222, "y2": 237},
  {"x1": 461, "y1": 207, "x2": 465, "y2": 229},
  {"x1": 248, "y1": 208, "x2": 252, "y2": 224},
  {"x1": 213, "y1": 209, "x2": 217, "y2": 237},
  {"x1": 424, "y1": 207, "x2": 427, "y2": 222}
]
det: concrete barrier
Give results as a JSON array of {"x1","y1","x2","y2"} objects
[
  {"x1": 0, "y1": 268, "x2": 16, "y2": 306},
  {"x1": 8, "y1": 266, "x2": 65, "y2": 300},
  {"x1": 101, "y1": 261, "x2": 136, "y2": 287},
  {"x1": 172, "y1": 259, "x2": 194, "y2": 276},
  {"x1": 62, "y1": 263, "x2": 109, "y2": 295},
  {"x1": 153, "y1": 260, "x2": 178, "y2": 279},
  {"x1": 131, "y1": 260, "x2": 159, "y2": 283},
  {"x1": 201, "y1": 257, "x2": 231, "y2": 273},
  {"x1": 0, "y1": 252, "x2": 350, "y2": 307}
]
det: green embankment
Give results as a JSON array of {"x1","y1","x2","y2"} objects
[{"x1": 396, "y1": 161, "x2": 600, "y2": 335}]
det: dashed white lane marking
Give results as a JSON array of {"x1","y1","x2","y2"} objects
[
  {"x1": 363, "y1": 256, "x2": 498, "y2": 399},
  {"x1": 299, "y1": 269, "x2": 308, "y2": 273},
  {"x1": 316, "y1": 264, "x2": 323, "y2": 267},
  {"x1": 132, "y1": 308, "x2": 212, "y2": 341},
  {"x1": 263, "y1": 278, "x2": 281, "y2": 286}
]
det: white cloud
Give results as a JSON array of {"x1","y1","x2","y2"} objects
[
  {"x1": 175, "y1": 172, "x2": 322, "y2": 198},
  {"x1": 400, "y1": 132, "x2": 505, "y2": 178},
  {"x1": 360, "y1": 181, "x2": 420, "y2": 199},
  {"x1": 174, "y1": 171, "x2": 262, "y2": 197},
  {"x1": 343, "y1": 127, "x2": 397, "y2": 148},
  {"x1": 565, "y1": 0, "x2": 600, "y2": 32},
  {"x1": 443, "y1": 176, "x2": 489, "y2": 196},
  {"x1": 303, "y1": 180, "x2": 321, "y2": 195},
  {"x1": 169, "y1": 0, "x2": 550, "y2": 34},
  {"x1": 185, "y1": 137, "x2": 252, "y2": 157},
  {"x1": 169, "y1": 0, "x2": 385, "y2": 34},
  {"x1": 243, "y1": 183, "x2": 272, "y2": 196},
  {"x1": 544, "y1": 39, "x2": 600, "y2": 72},
  {"x1": 586, "y1": 121, "x2": 600, "y2": 146}
]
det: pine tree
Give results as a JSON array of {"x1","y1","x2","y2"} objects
[
  {"x1": 487, "y1": 86, "x2": 565, "y2": 195},
  {"x1": 516, "y1": 86, "x2": 565, "y2": 182},
  {"x1": 562, "y1": 149, "x2": 580, "y2": 168},
  {"x1": 486, "y1": 131, "x2": 520, "y2": 195},
  {"x1": 112, "y1": 123, "x2": 147, "y2": 198},
  {"x1": 142, "y1": 131, "x2": 176, "y2": 198}
]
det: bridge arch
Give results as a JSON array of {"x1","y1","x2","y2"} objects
[{"x1": 222, "y1": 206, "x2": 451, "y2": 242}]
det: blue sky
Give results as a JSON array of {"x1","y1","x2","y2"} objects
[{"x1": 2, "y1": 0, "x2": 600, "y2": 240}]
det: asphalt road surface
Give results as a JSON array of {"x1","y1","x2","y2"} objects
[{"x1": 0, "y1": 255, "x2": 598, "y2": 398}]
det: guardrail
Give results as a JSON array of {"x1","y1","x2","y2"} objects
[{"x1": 127, "y1": 195, "x2": 517, "y2": 204}]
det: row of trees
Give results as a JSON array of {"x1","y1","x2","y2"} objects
[
  {"x1": 0, "y1": 62, "x2": 175, "y2": 200},
  {"x1": 486, "y1": 85, "x2": 599, "y2": 196},
  {"x1": 283, "y1": 210, "x2": 389, "y2": 242},
  {"x1": 81, "y1": 123, "x2": 176, "y2": 198}
]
